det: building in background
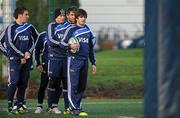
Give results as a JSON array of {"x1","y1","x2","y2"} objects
[{"x1": 79, "y1": 0, "x2": 144, "y2": 49}]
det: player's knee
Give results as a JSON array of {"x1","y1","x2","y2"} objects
[
  {"x1": 39, "y1": 85, "x2": 46, "y2": 91},
  {"x1": 8, "y1": 80, "x2": 18, "y2": 87},
  {"x1": 62, "y1": 81, "x2": 67, "y2": 89},
  {"x1": 40, "y1": 82, "x2": 48, "y2": 89},
  {"x1": 48, "y1": 79, "x2": 56, "y2": 89},
  {"x1": 48, "y1": 78, "x2": 61, "y2": 89},
  {"x1": 8, "y1": 83, "x2": 17, "y2": 89},
  {"x1": 17, "y1": 83, "x2": 28, "y2": 89}
]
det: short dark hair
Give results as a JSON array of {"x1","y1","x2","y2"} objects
[
  {"x1": 66, "y1": 6, "x2": 78, "y2": 15},
  {"x1": 75, "y1": 9, "x2": 87, "y2": 19},
  {"x1": 54, "y1": 8, "x2": 65, "y2": 18},
  {"x1": 13, "y1": 7, "x2": 27, "y2": 19}
]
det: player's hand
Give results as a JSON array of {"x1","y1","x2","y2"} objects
[
  {"x1": 92, "y1": 65, "x2": 96, "y2": 75},
  {"x1": 70, "y1": 43, "x2": 79, "y2": 50},
  {"x1": 37, "y1": 65, "x2": 45, "y2": 73},
  {"x1": 21, "y1": 58, "x2": 26, "y2": 64},
  {"x1": 24, "y1": 52, "x2": 31, "y2": 59}
]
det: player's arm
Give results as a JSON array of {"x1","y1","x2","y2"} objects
[
  {"x1": 89, "y1": 32, "x2": 96, "y2": 75},
  {"x1": 34, "y1": 32, "x2": 43, "y2": 66},
  {"x1": 59, "y1": 25, "x2": 77, "y2": 50},
  {"x1": 5, "y1": 24, "x2": 24, "y2": 58},
  {"x1": 47, "y1": 22, "x2": 61, "y2": 47},
  {"x1": 89, "y1": 32, "x2": 96, "y2": 65},
  {"x1": 0, "y1": 30, "x2": 8, "y2": 57},
  {"x1": 86, "y1": 25, "x2": 96, "y2": 66},
  {"x1": 27, "y1": 24, "x2": 39, "y2": 57},
  {"x1": 35, "y1": 32, "x2": 46, "y2": 73}
]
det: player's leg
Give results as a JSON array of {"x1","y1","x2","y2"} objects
[
  {"x1": 16, "y1": 67, "x2": 30, "y2": 114},
  {"x1": 47, "y1": 59, "x2": 62, "y2": 114},
  {"x1": 20, "y1": 64, "x2": 34, "y2": 111},
  {"x1": 78, "y1": 60, "x2": 88, "y2": 116},
  {"x1": 22, "y1": 81, "x2": 29, "y2": 112},
  {"x1": 62, "y1": 58, "x2": 70, "y2": 114},
  {"x1": 52, "y1": 59, "x2": 63, "y2": 111},
  {"x1": 67, "y1": 56, "x2": 82, "y2": 115},
  {"x1": 13, "y1": 83, "x2": 29, "y2": 112},
  {"x1": 35, "y1": 72, "x2": 49, "y2": 113},
  {"x1": 38, "y1": 72, "x2": 49, "y2": 105},
  {"x1": 53, "y1": 77, "x2": 61, "y2": 108},
  {"x1": 62, "y1": 79, "x2": 68, "y2": 107},
  {"x1": 7, "y1": 61, "x2": 20, "y2": 112},
  {"x1": 62, "y1": 78, "x2": 70, "y2": 115},
  {"x1": 47, "y1": 77, "x2": 61, "y2": 114}
]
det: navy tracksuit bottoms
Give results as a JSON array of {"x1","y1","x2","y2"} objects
[{"x1": 67, "y1": 56, "x2": 88, "y2": 110}]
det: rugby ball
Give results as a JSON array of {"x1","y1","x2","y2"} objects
[{"x1": 68, "y1": 37, "x2": 80, "y2": 53}]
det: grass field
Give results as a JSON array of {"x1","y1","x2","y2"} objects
[
  {"x1": 0, "y1": 99, "x2": 143, "y2": 118},
  {"x1": 86, "y1": 49, "x2": 144, "y2": 98}
]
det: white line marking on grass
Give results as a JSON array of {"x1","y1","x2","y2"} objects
[
  {"x1": 83, "y1": 101, "x2": 143, "y2": 105},
  {"x1": 117, "y1": 116, "x2": 135, "y2": 118}
]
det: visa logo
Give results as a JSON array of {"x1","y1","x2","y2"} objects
[
  {"x1": 57, "y1": 33, "x2": 64, "y2": 39},
  {"x1": 19, "y1": 36, "x2": 29, "y2": 41},
  {"x1": 78, "y1": 37, "x2": 89, "y2": 43}
]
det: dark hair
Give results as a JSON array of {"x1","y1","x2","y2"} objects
[
  {"x1": 75, "y1": 9, "x2": 87, "y2": 19},
  {"x1": 66, "y1": 6, "x2": 78, "y2": 15},
  {"x1": 54, "y1": 8, "x2": 65, "y2": 18},
  {"x1": 13, "y1": 7, "x2": 27, "y2": 19}
]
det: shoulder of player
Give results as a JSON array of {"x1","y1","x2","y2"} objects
[
  {"x1": 48, "y1": 22, "x2": 56, "y2": 28},
  {"x1": 66, "y1": 24, "x2": 77, "y2": 33},
  {"x1": 8, "y1": 22, "x2": 16, "y2": 28},
  {"x1": 39, "y1": 31, "x2": 46, "y2": 35},
  {"x1": 73, "y1": 25, "x2": 91, "y2": 33},
  {"x1": 84, "y1": 25, "x2": 94, "y2": 35},
  {"x1": 38, "y1": 31, "x2": 46, "y2": 39},
  {"x1": 5, "y1": 22, "x2": 16, "y2": 33},
  {"x1": 46, "y1": 22, "x2": 56, "y2": 33},
  {"x1": 26, "y1": 23, "x2": 38, "y2": 31},
  {"x1": 84, "y1": 24, "x2": 90, "y2": 29}
]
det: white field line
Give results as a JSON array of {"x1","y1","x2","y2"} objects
[
  {"x1": 83, "y1": 101, "x2": 143, "y2": 105},
  {"x1": 117, "y1": 116, "x2": 135, "y2": 118}
]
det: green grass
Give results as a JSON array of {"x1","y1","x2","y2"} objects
[
  {"x1": 89, "y1": 49, "x2": 143, "y2": 81},
  {"x1": 0, "y1": 99, "x2": 143, "y2": 118},
  {"x1": 86, "y1": 49, "x2": 144, "y2": 98},
  {"x1": 31, "y1": 49, "x2": 144, "y2": 82}
]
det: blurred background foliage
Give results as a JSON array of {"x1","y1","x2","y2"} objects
[{"x1": 16, "y1": 0, "x2": 80, "y2": 32}]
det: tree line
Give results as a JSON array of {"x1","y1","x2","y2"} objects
[{"x1": 16, "y1": 0, "x2": 79, "y2": 32}]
